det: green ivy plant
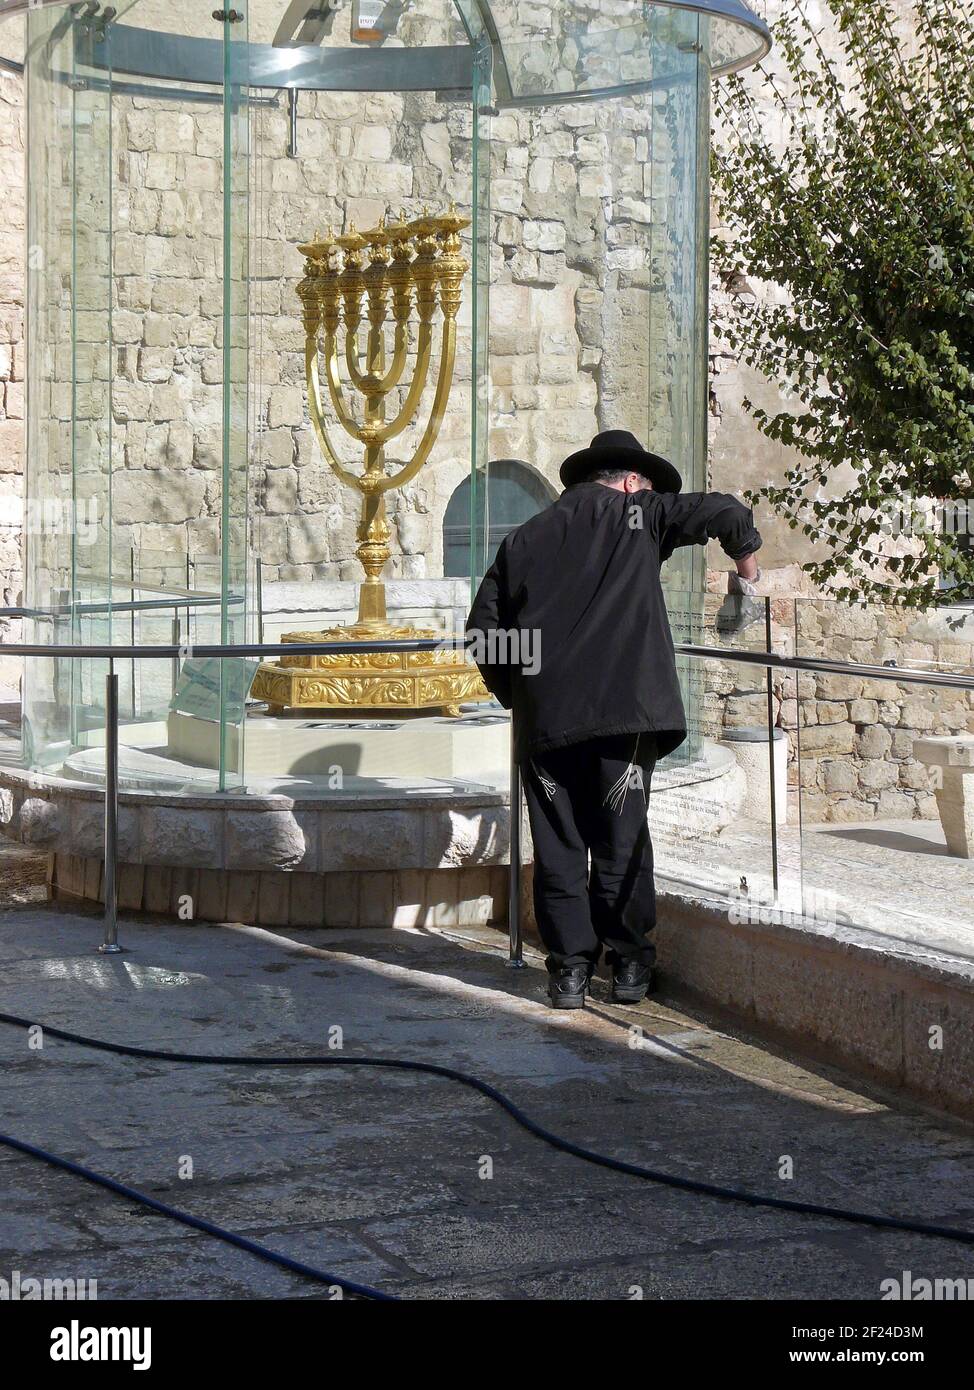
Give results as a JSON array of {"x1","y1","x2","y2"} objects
[{"x1": 712, "y1": 0, "x2": 974, "y2": 607}]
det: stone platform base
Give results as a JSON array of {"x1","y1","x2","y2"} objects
[
  {"x1": 166, "y1": 706, "x2": 510, "y2": 781},
  {"x1": 49, "y1": 856, "x2": 510, "y2": 930}
]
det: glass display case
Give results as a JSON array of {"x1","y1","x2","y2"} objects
[{"x1": 0, "y1": 0, "x2": 770, "y2": 791}]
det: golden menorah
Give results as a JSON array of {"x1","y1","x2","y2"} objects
[{"x1": 251, "y1": 205, "x2": 489, "y2": 717}]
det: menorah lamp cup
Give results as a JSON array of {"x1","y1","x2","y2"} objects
[{"x1": 250, "y1": 205, "x2": 490, "y2": 717}]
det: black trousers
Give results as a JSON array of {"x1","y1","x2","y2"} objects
[{"x1": 522, "y1": 733, "x2": 658, "y2": 972}]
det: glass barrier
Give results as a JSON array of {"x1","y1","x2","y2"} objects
[{"x1": 790, "y1": 597, "x2": 974, "y2": 958}]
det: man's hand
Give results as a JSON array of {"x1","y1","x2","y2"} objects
[
  {"x1": 717, "y1": 557, "x2": 763, "y2": 635},
  {"x1": 734, "y1": 552, "x2": 761, "y2": 586}
]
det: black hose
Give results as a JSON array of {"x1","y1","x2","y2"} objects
[
  {"x1": 0, "y1": 1129, "x2": 397, "y2": 1302},
  {"x1": 2, "y1": 1009, "x2": 974, "y2": 1306}
]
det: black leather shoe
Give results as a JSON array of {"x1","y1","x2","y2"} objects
[
  {"x1": 547, "y1": 964, "x2": 592, "y2": 1010},
  {"x1": 611, "y1": 960, "x2": 654, "y2": 1004}
]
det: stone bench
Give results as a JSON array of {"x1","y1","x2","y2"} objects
[{"x1": 913, "y1": 735, "x2": 974, "y2": 858}]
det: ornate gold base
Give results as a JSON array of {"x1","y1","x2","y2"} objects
[{"x1": 250, "y1": 624, "x2": 491, "y2": 717}]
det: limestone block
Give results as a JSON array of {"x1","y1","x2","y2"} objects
[
  {"x1": 181, "y1": 156, "x2": 219, "y2": 191},
  {"x1": 528, "y1": 158, "x2": 553, "y2": 193},
  {"x1": 723, "y1": 692, "x2": 769, "y2": 726},
  {"x1": 143, "y1": 865, "x2": 172, "y2": 915},
  {"x1": 225, "y1": 809, "x2": 312, "y2": 872},
  {"x1": 890, "y1": 729, "x2": 915, "y2": 760},
  {"x1": 798, "y1": 722, "x2": 857, "y2": 755},
  {"x1": 324, "y1": 872, "x2": 360, "y2": 927},
  {"x1": 858, "y1": 758, "x2": 899, "y2": 792},
  {"x1": 360, "y1": 871, "x2": 395, "y2": 927},
  {"x1": 898, "y1": 761, "x2": 931, "y2": 790},
  {"x1": 145, "y1": 153, "x2": 178, "y2": 190},
  {"x1": 856, "y1": 724, "x2": 892, "y2": 759},
  {"x1": 492, "y1": 178, "x2": 524, "y2": 214},
  {"x1": 320, "y1": 810, "x2": 424, "y2": 874},
  {"x1": 197, "y1": 868, "x2": 229, "y2": 923},
  {"x1": 424, "y1": 868, "x2": 459, "y2": 927},
  {"x1": 575, "y1": 132, "x2": 609, "y2": 163},
  {"x1": 393, "y1": 869, "x2": 426, "y2": 928},
  {"x1": 874, "y1": 789, "x2": 917, "y2": 820},
  {"x1": 898, "y1": 696, "x2": 938, "y2": 731},
  {"x1": 425, "y1": 807, "x2": 509, "y2": 869},
  {"x1": 226, "y1": 870, "x2": 259, "y2": 924},
  {"x1": 257, "y1": 873, "x2": 291, "y2": 928},
  {"x1": 118, "y1": 864, "x2": 146, "y2": 913},
  {"x1": 112, "y1": 470, "x2": 205, "y2": 525},
  {"x1": 154, "y1": 111, "x2": 196, "y2": 153},
  {"x1": 268, "y1": 386, "x2": 305, "y2": 429},
  {"x1": 822, "y1": 759, "x2": 857, "y2": 794},
  {"x1": 145, "y1": 423, "x2": 193, "y2": 470},
  {"x1": 353, "y1": 125, "x2": 393, "y2": 161},
  {"x1": 139, "y1": 806, "x2": 223, "y2": 869},
  {"x1": 825, "y1": 797, "x2": 868, "y2": 824},
  {"x1": 264, "y1": 469, "x2": 298, "y2": 515},
  {"x1": 111, "y1": 381, "x2": 151, "y2": 423},
  {"x1": 150, "y1": 280, "x2": 200, "y2": 316},
  {"x1": 395, "y1": 511, "x2": 431, "y2": 556},
  {"x1": 523, "y1": 220, "x2": 566, "y2": 252},
  {"x1": 65, "y1": 798, "x2": 138, "y2": 860},
  {"x1": 815, "y1": 700, "x2": 848, "y2": 725},
  {"x1": 287, "y1": 516, "x2": 328, "y2": 565},
  {"x1": 849, "y1": 699, "x2": 880, "y2": 725},
  {"x1": 18, "y1": 797, "x2": 60, "y2": 848},
  {"x1": 814, "y1": 673, "x2": 863, "y2": 700},
  {"x1": 289, "y1": 873, "x2": 325, "y2": 928}
]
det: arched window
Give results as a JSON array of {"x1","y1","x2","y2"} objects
[{"x1": 443, "y1": 459, "x2": 558, "y2": 578}]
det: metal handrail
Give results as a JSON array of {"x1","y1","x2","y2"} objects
[
  {"x1": 0, "y1": 638, "x2": 468, "y2": 659},
  {"x1": 674, "y1": 644, "x2": 974, "y2": 691},
  {"x1": 0, "y1": 634, "x2": 971, "y2": 690},
  {"x1": 2, "y1": 595, "x2": 237, "y2": 621}
]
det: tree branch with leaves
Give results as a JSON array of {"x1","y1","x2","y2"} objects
[{"x1": 712, "y1": 0, "x2": 974, "y2": 606}]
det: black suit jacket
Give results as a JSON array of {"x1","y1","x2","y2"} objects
[{"x1": 466, "y1": 482, "x2": 762, "y2": 762}]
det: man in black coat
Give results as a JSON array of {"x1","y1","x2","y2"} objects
[{"x1": 466, "y1": 430, "x2": 762, "y2": 1009}]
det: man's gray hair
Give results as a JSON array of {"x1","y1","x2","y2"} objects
[{"x1": 587, "y1": 466, "x2": 652, "y2": 486}]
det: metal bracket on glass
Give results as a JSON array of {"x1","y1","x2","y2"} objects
[{"x1": 85, "y1": 23, "x2": 473, "y2": 94}]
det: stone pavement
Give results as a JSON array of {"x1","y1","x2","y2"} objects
[{"x1": 1, "y1": 903, "x2": 974, "y2": 1301}]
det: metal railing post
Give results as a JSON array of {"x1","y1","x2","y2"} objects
[
  {"x1": 98, "y1": 666, "x2": 122, "y2": 955},
  {"x1": 507, "y1": 721, "x2": 523, "y2": 967},
  {"x1": 765, "y1": 598, "x2": 779, "y2": 897}
]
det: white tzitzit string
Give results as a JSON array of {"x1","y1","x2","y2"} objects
[
  {"x1": 604, "y1": 734, "x2": 643, "y2": 814},
  {"x1": 531, "y1": 760, "x2": 558, "y2": 801}
]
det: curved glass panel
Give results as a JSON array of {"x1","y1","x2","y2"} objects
[
  {"x1": 466, "y1": 0, "x2": 769, "y2": 105},
  {"x1": 2, "y1": 1, "x2": 770, "y2": 93}
]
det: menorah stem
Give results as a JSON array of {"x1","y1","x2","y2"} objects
[{"x1": 356, "y1": 480, "x2": 390, "y2": 628}]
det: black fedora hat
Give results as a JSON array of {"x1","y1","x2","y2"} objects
[{"x1": 559, "y1": 430, "x2": 683, "y2": 494}]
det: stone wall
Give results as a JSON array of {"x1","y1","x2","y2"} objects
[{"x1": 704, "y1": 564, "x2": 974, "y2": 823}]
